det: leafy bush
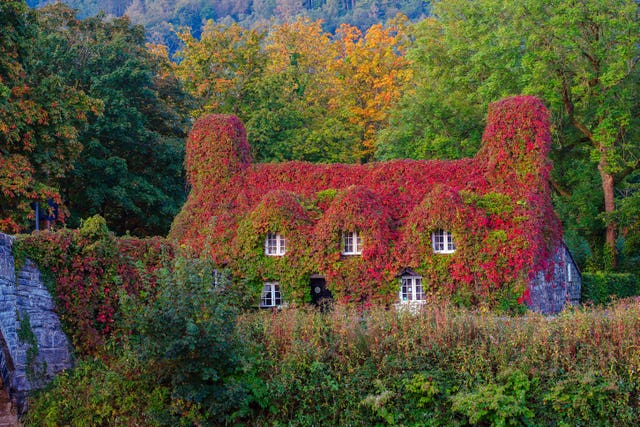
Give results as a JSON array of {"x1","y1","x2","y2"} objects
[
  {"x1": 25, "y1": 256, "x2": 252, "y2": 426},
  {"x1": 450, "y1": 368, "x2": 534, "y2": 426},
  {"x1": 581, "y1": 272, "x2": 639, "y2": 304},
  {"x1": 121, "y1": 256, "x2": 251, "y2": 425},
  {"x1": 24, "y1": 289, "x2": 640, "y2": 425},
  {"x1": 231, "y1": 301, "x2": 640, "y2": 425},
  {"x1": 24, "y1": 356, "x2": 168, "y2": 427},
  {"x1": 544, "y1": 370, "x2": 637, "y2": 425}
]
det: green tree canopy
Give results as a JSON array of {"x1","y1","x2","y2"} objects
[
  {"x1": 35, "y1": 3, "x2": 193, "y2": 236},
  {"x1": 377, "y1": 0, "x2": 640, "y2": 269}
]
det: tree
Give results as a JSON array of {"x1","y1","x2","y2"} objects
[
  {"x1": 176, "y1": 18, "x2": 362, "y2": 163},
  {"x1": 35, "y1": 4, "x2": 193, "y2": 236},
  {"x1": 249, "y1": 18, "x2": 360, "y2": 162},
  {"x1": 378, "y1": 0, "x2": 640, "y2": 268},
  {"x1": 1, "y1": 0, "x2": 95, "y2": 233},
  {"x1": 176, "y1": 17, "x2": 411, "y2": 164},
  {"x1": 520, "y1": 0, "x2": 640, "y2": 267},
  {"x1": 332, "y1": 16, "x2": 412, "y2": 161},
  {"x1": 123, "y1": 257, "x2": 250, "y2": 424},
  {"x1": 176, "y1": 21, "x2": 267, "y2": 118}
]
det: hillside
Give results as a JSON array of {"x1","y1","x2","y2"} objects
[{"x1": 26, "y1": 0, "x2": 429, "y2": 53}]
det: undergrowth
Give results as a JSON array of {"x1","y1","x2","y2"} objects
[{"x1": 25, "y1": 298, "x2": 640, "y2": 426}]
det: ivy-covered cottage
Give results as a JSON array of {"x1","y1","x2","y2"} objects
[{"x1": 170, "y1": 96, "x2": 581, "y2": 313}]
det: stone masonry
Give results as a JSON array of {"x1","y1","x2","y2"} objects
[
  {"x1": 528, "y1": 242, "x2": 581, "y2": 314},
  {"x1": 0, "y1": 233, "x2": 73, "y2": 414}
]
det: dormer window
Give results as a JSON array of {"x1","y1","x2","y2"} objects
[
  {"x1": 342, "y1": 231, "x2": 362, "y2": 255},
  {"x1": 265, "y1": 233, "x2": 286, "y2": 256},
  {"x1": 431, "y1": 230, "x2": 456, "y2": 254},
  {"x1": 260, "y1": 282, "x2": 282, "y2": 307}
]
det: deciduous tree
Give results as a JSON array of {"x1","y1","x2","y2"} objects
[
  {"x1": 35, "y1": 4, "x2": 192, "y2": 235},
  {"x1": 378, "y1": 0, "x2": 640, "y2": 268},
  {"x1": 1, "y1": 0, "x2": 95, "y2": 232}
]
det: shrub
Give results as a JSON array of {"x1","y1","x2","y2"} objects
[
  {"x1": 23, "y1": 356, "x2": 168, "y2": 427},
  {"x1": 25, "y1": 256, "x2": 252, "y2": 426},
  {"x1": 450, "y1": 368, "x2": 534, "y2": 426},
  {"x1": 581, "y1": 272, "x2": 639, "y2": 305},
  {"x1": 25, "y1": 296, "x2": 640, "y2": 425},
  {"x1": 121, "y1": 256, "x2": 251, "y2": 425},
  {"x1": 13, "y1": 215, "x2": 174, "y2": 354}
]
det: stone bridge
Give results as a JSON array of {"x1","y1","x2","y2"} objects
[{"x1": 0, "y1": 233, "x2": 73, "y2": 415}]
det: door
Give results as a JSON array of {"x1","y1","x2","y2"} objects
[{"x1": 310, "y1": 276, "x2": 333, "y2": 308}]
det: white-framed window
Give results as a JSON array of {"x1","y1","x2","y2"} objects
[
  {"x1": 567, "y1": 262, "x2": 573, "y2": 283},
  {"x1": 342, "y1": 231, "x2": 362, "y2": 255},
  {"x1": 265, "y1": 233, "x2": 286, "y2": 256},
  {"x1": 431, "y1": 230, "x2": 456, "y2": 254},
  {"x1": 260, "y1": 282, "x2": 282, "y2": 308},
  {"x1": 399, "y1": 275, "x2": 425, "y2": 303}
]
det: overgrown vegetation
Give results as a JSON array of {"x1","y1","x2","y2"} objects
[
  {"x1": 12, "y1": 225, "x2": 639, "y2": 424},
  {"x1": 13, "y1": 215, "x2": 174, "y2": 354},
  {"x1": 25, "y1": 299, "x2": 640, "y2": 425},
  {"x1": 171, "y1": 97, "x2": 559, "y2": 311},
  {"x1": 581, "y1": 272, "x2": 640, "y2": 305},
  {"x1": 23, "y1": 249, "x2": 250, "y2": 426}
]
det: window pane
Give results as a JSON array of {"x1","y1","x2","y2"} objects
[
  {"x1": 415, "y1": 278, "x2": 424, "y2": 301},
  {"x1": 432, "y1": 230, "x2": 443, "y2": 251},
  {"x1": 401, "y1": 278, "x2": 410, "y2": 301},
  {"x1": 274, "y1": 284, "x2": 282, "y2": 305},
  {"x1": 266, "y1": 233, "x2": 286, "y2": 255},
  {"x1": 433, "y1": 230, "x2": 455, "y2": 253},
  {"x1": 266, "y1": 233, "x2": 275, "y2": 254},
  {"x1": 261, "y1": 284, "x2": 271, "y2": 306},
  {"x1": 343, "y1": 232, "x2": 352, "y2": 253},
  {"x1": 446, "y1": 231, "x2": 455, "y2": 251},
  {"x1": 261, "y1": 283, "x2": 278, "y2": 307}
]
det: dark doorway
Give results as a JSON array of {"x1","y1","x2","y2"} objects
[{"x1": 310, "y1": 276, "x2": 333, "y2": 308}]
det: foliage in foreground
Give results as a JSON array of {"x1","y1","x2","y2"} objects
[
  {"x1": 24, "y1": 255, "x2": 249, "y2": 426},
  {"x1": 25, "y1": 298, "x2": 640, "y2": 426}
]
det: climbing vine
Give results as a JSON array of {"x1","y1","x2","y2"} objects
[
  {"x1": 170, "y1": 96, "x2": 562, "y2": 309},
  {"x1": 13, "y1": 215, "x2": 174, "y2": 355}
]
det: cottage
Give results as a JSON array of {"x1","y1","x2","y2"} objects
[{"x1": 170, "y1": 96, "x2": 581, "y2": 313}]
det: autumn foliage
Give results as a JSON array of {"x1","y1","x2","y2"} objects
[
  {"x1": 13, "y1": 216, "x2": 173, "y2": 354},
  {"x1": 171, "y1": 95, "x2": 563, "y2": 308}
]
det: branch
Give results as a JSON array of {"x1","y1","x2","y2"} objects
[
  {"x1": 550, "y1": 178, "x2": 572, "y2": 198},
  {"x1": 561, "y1": 77, "x2": 593, "y2": 141}
]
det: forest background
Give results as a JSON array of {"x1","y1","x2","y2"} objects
[{"x1": 2, "y1": 0, "x2": 640, "y2": 273}]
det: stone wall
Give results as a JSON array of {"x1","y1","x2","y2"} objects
[
  {"x1": 528, "y1": 242, "x2": 582, "y2": 314},
  {"x1": 0, "y1": 233, "x2": 73, "y2": 414}
]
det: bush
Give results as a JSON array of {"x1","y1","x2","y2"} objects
[
  {"x1": 581, "y1": 272, "x2": 639, "y2": 305},
  {"x1": 121, "y1": 256, "x2": 251, "y2": 425},
  {"x1": 24, "y1": 356, "x2": 168, "y2": 427},
  {"x1": 25, "y1": 256, "x2": 252, "y2": 426},
  {"x1": 13, "y1": 220, "x2": 173, "y2": 355}
]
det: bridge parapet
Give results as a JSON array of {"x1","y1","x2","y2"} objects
[{"x1": 0, "y1": 233, "x2": 73, "y2": 414}]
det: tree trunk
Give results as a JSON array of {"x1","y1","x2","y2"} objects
[{"x1": 598, "y1": 153, "x2": 617, "y2": 268}]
